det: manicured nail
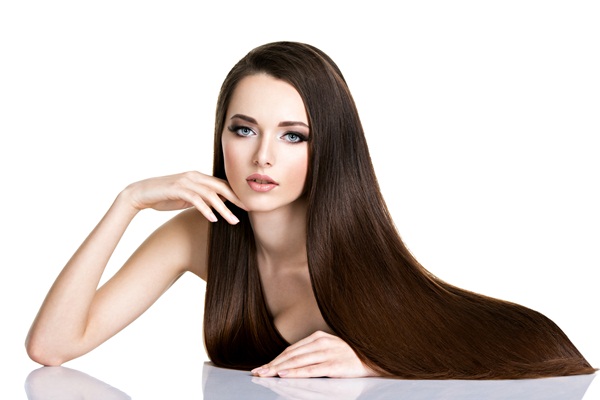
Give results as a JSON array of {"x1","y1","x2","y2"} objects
[
  {"x1": 277, "y1": 370, "x2": 288, "y2": 377},
  {"x1": 230, "y1": 214, "x2": 240, "y2": 224},
  {"x1": 209, "y1": 213, "x2": 218, "y2": 222}
]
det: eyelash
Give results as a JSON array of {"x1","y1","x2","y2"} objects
[
  {"x1": 283, "y1": 132, "x2": 308, "y2": 143},
  {"x1": 227, "y1": 126, "x2": 309, "y2": 143},
  {"x1": 228, "y1": 125, "x2": 255, "y2": 137}
]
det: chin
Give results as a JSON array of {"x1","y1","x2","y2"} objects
[
  {"x1": 242, "y1": 201, "x2": 283, "y2": 214},
  {"x1": 244, "y1": 195, "x2": 307, "y2": 216}
]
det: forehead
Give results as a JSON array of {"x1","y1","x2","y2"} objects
[{"x1": 227, "y1": 74, "x2": 308, "y2": 124}]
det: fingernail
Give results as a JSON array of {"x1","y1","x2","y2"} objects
[
  {"x1": 209, "y1": 213, "x2": 218, "y2": 222},
  {"x1": 278, "y1": 370, "x2": 288, "y2": 377},
  {"x1": 254, "y1": 368, "x2": 268, "y2": 375},
  {"x1": 230, "y1": 214, "x2": 240, "y2": 224}
]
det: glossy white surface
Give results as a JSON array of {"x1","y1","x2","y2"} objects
[{"x1": 22, "y1": 363, "x2": 597, "y2": 400}]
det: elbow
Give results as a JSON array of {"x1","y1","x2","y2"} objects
[{"x1": 25, "y1": 335, "x2": 65, "y2": 367}]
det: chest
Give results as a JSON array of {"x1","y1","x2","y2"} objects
[{"x1": 259, "y1": 266, "x2": 333, "y2": 344}]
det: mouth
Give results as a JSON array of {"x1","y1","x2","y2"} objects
[
  {"x1": 246, "y1": 173, "x2": 279, "y2": 192},
  {"x1": 246, "y1": 174, "x2": 278, "y2": 185},
  {"x1": 249, "y1": 179, "x2": 273, "y2": 184}
]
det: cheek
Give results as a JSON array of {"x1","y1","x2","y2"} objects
[
  {"x1": 222, "y1": 142, "x2": 242, "y2": 180},
  {"x1": 287, "y1": 151, "x2": 309, "y2": 187}
]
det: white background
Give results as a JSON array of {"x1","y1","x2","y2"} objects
[{"x1": 1, "y1": 1, "x2": 598, "y2": 398}]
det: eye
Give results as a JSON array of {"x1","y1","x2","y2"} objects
[
  {"x1": 282, "y1": 132, "x2": 308, "y2": 143},
  {"x1": 228, "y1": 125, "x2": 255, "y2": 137},
  {"x1": 239, "y1": 127, "x2": 253, "y2": 136}
]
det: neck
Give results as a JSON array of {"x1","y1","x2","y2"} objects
[{"x1": 249, "y1": 198, "x2": 308, "y2": 271}]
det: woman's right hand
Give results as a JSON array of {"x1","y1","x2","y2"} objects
[{"x1": 121, "y1": 171, "x2": 246, "y2": 225}]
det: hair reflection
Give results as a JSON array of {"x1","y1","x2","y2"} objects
[
  {"x1": 202, "y1": 363, "x2": 595, "y2": 400},
  {"x1": 25, "y1": 366, "x2": 130, "y2": 400}
]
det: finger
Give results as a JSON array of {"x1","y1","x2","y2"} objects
[
  {"x1": 173, "y1": 177, "x2": 239, "y2": 224},
  {"x1": 266, "y1": 331, "x2": 335, "y2": 367},
  {"x1": 251, "y1": 332, "x2": 331, "y2": 377},
  {"x1": 277, "y1": 362, "x2": 333, "y2": 378},
  {"x1": 175, "y1": 188, "x2": 219, "y2": 222},
  {"x1": 272, "y1": 351, "x2": 329, "y2": 376},
  {"x1": 212, "y1": 181, "x2": 248, "y2": 211},
  {"x1": 251, "y1": 347, "x2": 309, "y2": 376},
  {"x1": 279, "y1": 358, "x2": 370, "y2": 379},
  {"x1": 187, "y1": 173, "x2": 248, "y2": 211},
  {"x1": 254, "y1": 332, "x2": 374, "y2": 379},
  {"x1": 253, "y1": 345, "x2": 331, "y2": 377},
  {"x1": 192, "y1": 187, "x2": 240, "y2": 224}
]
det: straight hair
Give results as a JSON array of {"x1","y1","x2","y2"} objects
[{"x1": 204, "y1": 41, "x2": 595, "y2": 379}]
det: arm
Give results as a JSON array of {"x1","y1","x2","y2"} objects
[{"x1": 25, "y1": 171, "x2": 245, "y2": 366}]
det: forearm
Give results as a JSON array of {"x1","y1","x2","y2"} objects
[
  {"x1": 25, "y1": 171, "x2": 243, "y2": 365},
  {"x1": 26, "y1": 191, "x2": 139, "y2": 364}
]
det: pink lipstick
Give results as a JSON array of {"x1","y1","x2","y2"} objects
[{"x1": 246, "y1": 173, "x2": 279, "y2": 192}]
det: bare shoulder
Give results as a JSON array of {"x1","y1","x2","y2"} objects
[{"x1": 147, "y1": 208, "x2": 210, "y2": 280}]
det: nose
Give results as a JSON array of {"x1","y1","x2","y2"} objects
[{"x1": 253, "y1": 136, "x2": 274, "y2": 167}]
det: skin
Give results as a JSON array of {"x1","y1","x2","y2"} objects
[{"x1": 26, "y1": 74, "x2": 377, "y2": 379}]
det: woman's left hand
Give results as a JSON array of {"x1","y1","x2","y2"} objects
[{"x1": 251, "y1": 331, "x2": 379, "y2": 378}]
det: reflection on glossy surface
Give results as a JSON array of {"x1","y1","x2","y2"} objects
[
  {"x1": 203, "y1": 362, "x2": 596, "y2": 400},
  {"x1": 25, "y1": 366, "x2": 130, "y2": 400}
]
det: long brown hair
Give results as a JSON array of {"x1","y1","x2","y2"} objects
[{"x1": 204, "y1": 41, "x2": 595, "y2": 379}]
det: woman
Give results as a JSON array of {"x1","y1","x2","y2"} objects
[{"x1": 26, "y1": 41, "x2": 595, "y2": 379}]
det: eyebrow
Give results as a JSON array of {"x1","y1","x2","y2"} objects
[{"x1": 230, "y1": 114, "x2": 309, "y2": 128}]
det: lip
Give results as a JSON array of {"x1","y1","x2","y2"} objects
[{"x1": 246, "y1": 173, "x2": 279, "y2": 192}]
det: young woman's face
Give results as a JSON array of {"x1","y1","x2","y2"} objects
[{"x1": 221, "y1": 73, "x2": 310, "y2": 213}]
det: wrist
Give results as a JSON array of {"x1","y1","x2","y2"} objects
[{"x1": 114, "y1": 187, "x2": 142, "y2": 218}]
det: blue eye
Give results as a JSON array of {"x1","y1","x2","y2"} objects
[
  {"x1": 283, "y1": 132, "x2": 307, "y2": 143},
  {"x1": 239, "y1": 127, "x2": 253, "y2": 136},
  {"x1": 228, "y1": 126, "x2": 254, "y2": 137}
]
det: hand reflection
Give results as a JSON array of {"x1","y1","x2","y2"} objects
[
  {"x1": 250, "y1": 373, "x2": 597, "y2": 400},
  {"x1": 251, "y1": 376, "x2": 372, "y2": 400},
  {"x1": 25, "y1": 366, "x2": 130, "y2": 400}
]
